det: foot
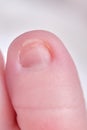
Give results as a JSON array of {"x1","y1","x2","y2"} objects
[{"x1": 0, "y1": 30, "x2": 87, "y2": 130}]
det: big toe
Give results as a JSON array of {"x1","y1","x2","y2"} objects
[{"x1": 6, "y1": 30, "x2": 87, "y2": 130}]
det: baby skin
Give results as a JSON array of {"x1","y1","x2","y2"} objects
[{"x1": 0, "y1": 30, "x2": 87, "y2": 130}]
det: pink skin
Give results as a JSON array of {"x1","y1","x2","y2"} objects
[
  {"x1": 0, "y1": 51, "x2": 19, "y2": 130},
  {"x1": 0, "y1": 30, "x2": 87, "y2": 129}
]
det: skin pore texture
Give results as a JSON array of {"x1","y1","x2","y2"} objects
[{"x1": 0, "y1": 30, "x2": 87, "y2": 130}]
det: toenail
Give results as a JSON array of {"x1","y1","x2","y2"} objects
[{"x1": 19, "y1": 39, "x2": 53, "y2": 68}]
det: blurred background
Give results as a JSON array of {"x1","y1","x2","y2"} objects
[{"x1": 0, "y1": 0, "x2": 87, "y2": 103}]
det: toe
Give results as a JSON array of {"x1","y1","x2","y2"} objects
[
  {"x1": 6, "y1": 30, "x2": 87, "y2": 130},
  {"x1": 0, "y1": 51, "x2": 19, "y2": 130}
]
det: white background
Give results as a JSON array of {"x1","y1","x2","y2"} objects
[{"x1": 0, "y1": 0, "x2": 87, "y2": 102}]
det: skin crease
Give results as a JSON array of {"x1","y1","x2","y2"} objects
[{"x1": 0, "y1": 30, "x2": 87, "y2": 130}]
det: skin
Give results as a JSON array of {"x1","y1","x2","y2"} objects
[{"x1": 0, "y1": 30, "x2": 87, "y2": 130}]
